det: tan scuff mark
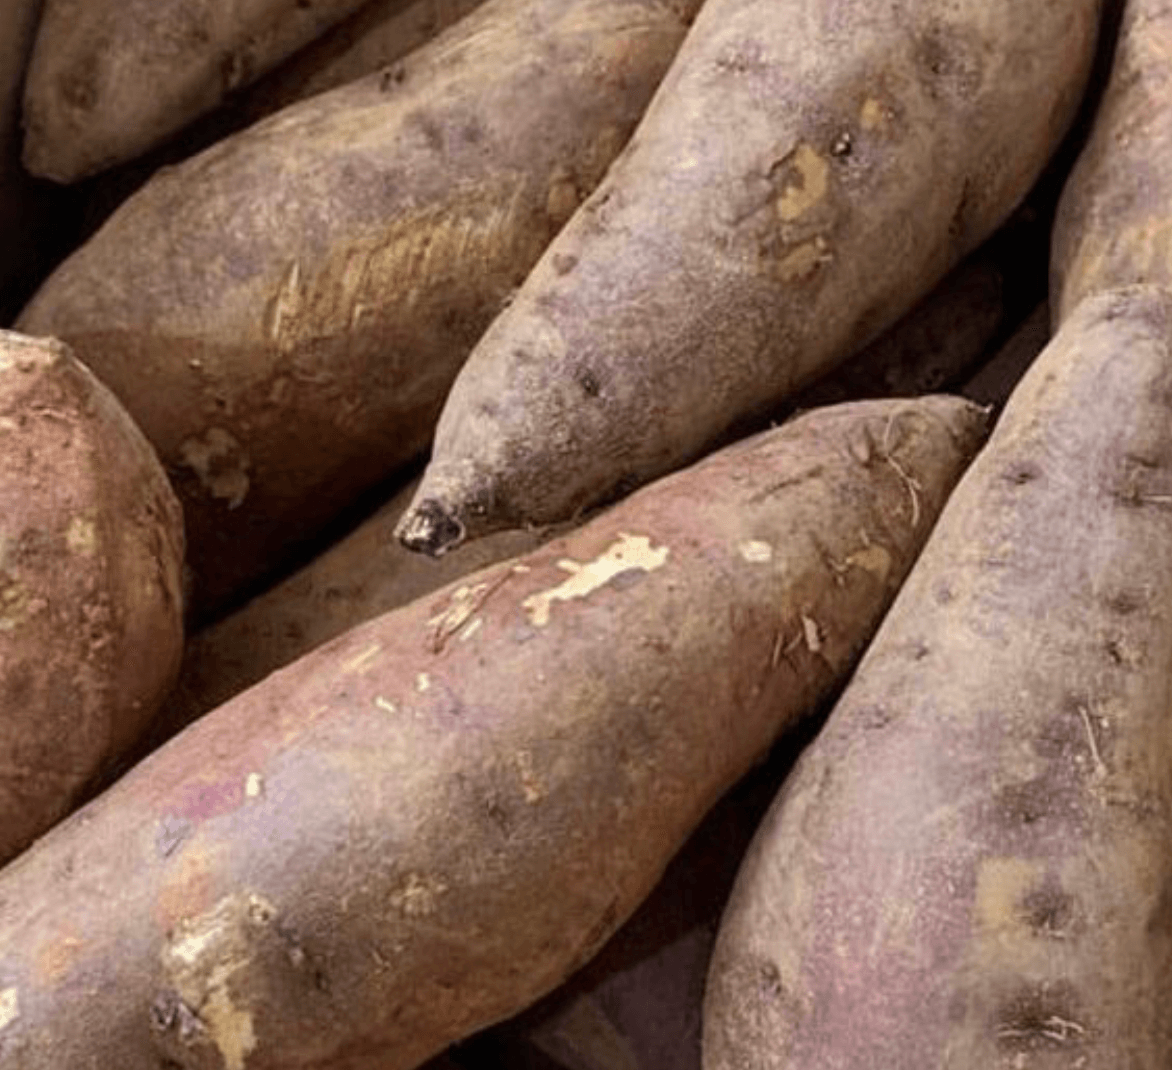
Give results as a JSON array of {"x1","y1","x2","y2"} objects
[
  {"x1": 266, "y1": 259, "x2": 303, "y2": 349},
  {"x1": 0, "y1": 581, "x2": 44, "y2": 632},
  {"x1": 343, "y1": 642, "x2": 382, "y2": 674},
  {"x1": 459, "y1": 617, "x2": 483, "y2": 642},
  {"x1": 202, "y1": 982, "x2": 256, "y2": 1070},
  {"x1": 860, "y1": 97, "x2": 889, "y2": 130},
  {"x1": 374, "y1": 695, "x2": 397, "y2": 714},
  {"x1": 845, "y1": 543, "x2": 892, "y2": 582},
  {"x1": 974, "y1": 857, "x2": 1041, "y2": 934},
  {"x1": 0, "y1": 988, "x2": 17, "y2": 1032},
  {"x1": 515, "y1": 751, "x2": 545, "y2": 804},
  {"x1": 523, "y1": 533, "x2": 669, "y2": 627},
  {"x1": 801, "y1": 614, "x2": 822, "y2": 653},
  {"x1": 426, "y1": 570, "x2": 511, "y2": 653},
  {"x1": 739, "y1": 539, "x2": 773, "y2": 564},
  {"x1": 163, "y1": 893, "x2": 275, "y2": 1070},
  {"x1": 776, "y1": 144, "x2": 829, "y2": 222},
  {"x1": 179, "y1": 428, "x2": 250, "y2": 509},
  {"x1": 778, "y1": 236, "x2": 832, "y2": 281},
  {"x1": 35, "y1": 931, "x2": 84, "y2": 985},
  {"x1": 390, "y1": 873, "x2": 448, "y2": 917},
  {"x1": 66, "y1": 517, "x2": 97, "y2": 556},
  {"x1": 0, "y1": 417, "x2": 16, "y2": 432},
  {"x1": 244, "y1": 773, "x2": 264, "y2": 799},
  {"x1": 0, "y1": 350, "x2": 12, "y2": 373},
  {"x1": 416, "y1": 673, "x2": 431, "y2": 693}
]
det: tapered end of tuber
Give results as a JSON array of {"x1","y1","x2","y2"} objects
[{"x1": 395, "y1": 497, "x2": 466, "y2": 557}]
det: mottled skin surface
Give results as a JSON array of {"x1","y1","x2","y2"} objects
[
  {"x1": 705, "y1": 289, "x2": 1172, "y2": 1070},
  {"x1": 0, "y1": 331, "x2": 184, "y2": 865},
  {"x1": 1052, "y1": 0, "x2": 1172, "y2": 322},
  {"x1": 0, "y1": 397, "x2": 984, "y2": 1070},
  {"x1": 19, "y1": 0, "x2": 698, "y2": 620},
  {"x1": 22, "y1": 0, "x2": 374, "y2": 181},
  {"x1": 399, "y1": 0, "x2": 1101, "y2": 555}
]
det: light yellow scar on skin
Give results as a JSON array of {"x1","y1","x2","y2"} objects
[
  {"x1": 523, "y1": 533, "x2": 669, "y2": 627},
  {"x1": 776, "y1": 143, "x2": 829, "y2": 222}
]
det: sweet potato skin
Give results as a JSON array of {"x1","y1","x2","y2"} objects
[
  {"x1": 18, "y1": 0, "x2": 698, "y2": 620},
  {"x1": 1052, "y1": 0, "x2": 1172, "y2": 321},
  {"x1": 704, "y1": 288, "x2": 1172, "y2": 1070},
  {"x1": 398, "y1": 0, "x2": 1100, "y2": 553},
  {"x1": 0, "y1": 331, "x2": 185, "y2": 864},
  {"x1": 21, "y1": 0, "x2": 375, "y2": 182},
  {"x1": 0, "y1": 396, "x2": 985, "y2": 1070}
]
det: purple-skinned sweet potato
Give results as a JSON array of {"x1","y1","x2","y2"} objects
[
  {"x1": 0, "y1": 394, "x2": 984, "y2": 1070},
  {"x1": 397, "y1": 0, "x2": 1101, "y2": 555},
  {"x1": 705, "y1": 286, "x2": 1172, "y2": 1070}
]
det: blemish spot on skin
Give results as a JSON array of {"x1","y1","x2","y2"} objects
[
  {"x1": 778, "y1": 237, "x2": 832, "y2": 281},
  {"x1": 343, "y1": 643, "x2": 381, "y2": 674},
  {"x1": 374, "y1": 696, "x2": 397, "y2": 714},
  {"x1": 0, "y1": 350, "x2": 12, "y2": 372},
  {"x1": 417, "y1": 673, "x2": 431, "y2": 693},
  {"x1": 66, "y1": 517, "x2": 96, "y2": 556},
  {"x1": 975, "y1": 857, "x2": 1041, "y2": 934},
  {"x1": 178, "y1": 428, "x2": 250, "y2": 509},
  {"x1": 266, "y1": 260, "x2": 303, "y2": 347},
  {"x1": 202, "y1": 985, "x2": 256, "y2": 1070},
  {"x1": 513, "y1": 564, "x2": 531, "y2": 574},
  {"x1": 775, "y1": 143, "x2": 829, "y2": 222},
  {"x1": 244, "y1": 773, "x2": 264, "y2": 799},
  {"x1": 516, "y1": 751, "x2": 545, "y2": 804},
  {"x1": 0, "y1": 417, "x2": 16, "y2": 432},
  {"x1": 739, "y1": 539, "x2": 773, "y2": 564},
  {"x1": 459, "y1": 617, "x2": 483, "y2": 642},
  {"x1": 846, "y1": 543, "x2": 892, "y2": 581},
  {"x1": 860, "y1": 98, "x2": 888, "y2": 130},
  {"x1": 523, "y1": 533, "x2": 670, "y2": 627},
  {"x1": 0, "y1": 988, "x2": 18, "y2": 1032},
  {"x1": 390, "y1": 873, "x2": 447, "y2": 917}
]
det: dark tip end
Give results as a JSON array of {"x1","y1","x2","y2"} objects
[{"x1": 395, "y1": 498, "x2": 466, "y2": 557}]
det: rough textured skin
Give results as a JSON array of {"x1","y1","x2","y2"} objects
[
  {"x1": 17, "y1": 0, "x2": 698, "y2": 621},
  {"x1": 0, "y1": 331, "x2": 184, "y2": 865},
  {"x1": 1052, "y1": 0, "x2": 1172, "y2": 322},
  {"x1": 161, "y1": 477, "x2": 553, "y2": 738},
  {"x1": 21, "y1": 0, "x2": 375, "y2": 182},
  {"x1": 704, "y1": 288, "x2": 1172, "y2": 1070},
  {"x1": 0, "y1": 396, "x2": 985, "y2": 1070},
  {"x1": 397, "y1": 0, "x2": 1101, "y2": 555}
]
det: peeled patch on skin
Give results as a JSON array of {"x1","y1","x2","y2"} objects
[
  {"x1": 0, "y1": 988, "x2": 17, "y2": 1032},
  {"x1": 522, "y1": 533, "x2": 669, "y2": 626},
  {"x1": 178, "y1": 428, "x2": 251, "y2": 509},
  {"x1": 155, "y1": 893, "x2": 275, "y2": 1070}
]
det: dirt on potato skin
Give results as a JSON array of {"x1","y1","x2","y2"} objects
[
  {"x1": 0, "y1": 331, "x2": 184, "y2": 866},
  {"x1": 0, "y1": 396, "x2": 984, "y2": 1070},
  {"x1": 18, "y1": 0, "x2": 700, "y2": 623},
  {"x1": 705, "y1": 287, "x2": 1172, "y2": 1070}
]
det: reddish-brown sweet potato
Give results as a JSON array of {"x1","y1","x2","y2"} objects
[
  {"x1": 705, "y1": 287, "x2": 1172, "y2": 1070},
  {"x1": 18, "y1": 0, "x2": 702, "y2": 620},
  {"x1": 0, "y1": 395, "x2": 984, "y2": 1070},
  {"x1": 397, "y1": 0, "x2": 1101, "y2": 554},
  {"x1": 0, "y1": 330, "x2": 185, "y2": 865}
]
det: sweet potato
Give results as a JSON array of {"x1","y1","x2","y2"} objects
[
  {"x1": 0, "y1": 395, "x2": 985, "y2": 1070},
  {"x1": 18, "y1": 0, "x2": 700, "y2": 620},
  {"x1": 704, "y1": 287, "x2": 1172, "y2": 1069},
  {"x1": 0, "y1": 330, "x2": 184, "y2": 865},
  {"x1": 396, "y1": 0, "x2": 1101, "y2": 555},
  {"x1": 21, "y1": 0, "x2": 381, "y2": 182},
  {"x1": 1052, "y1": 0, "x2": 1172, "y2": 322}
]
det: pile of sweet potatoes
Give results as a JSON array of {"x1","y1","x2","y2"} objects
[{"x1": 8, "y1": 0, "x2": 1172, "y2": 1067}]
